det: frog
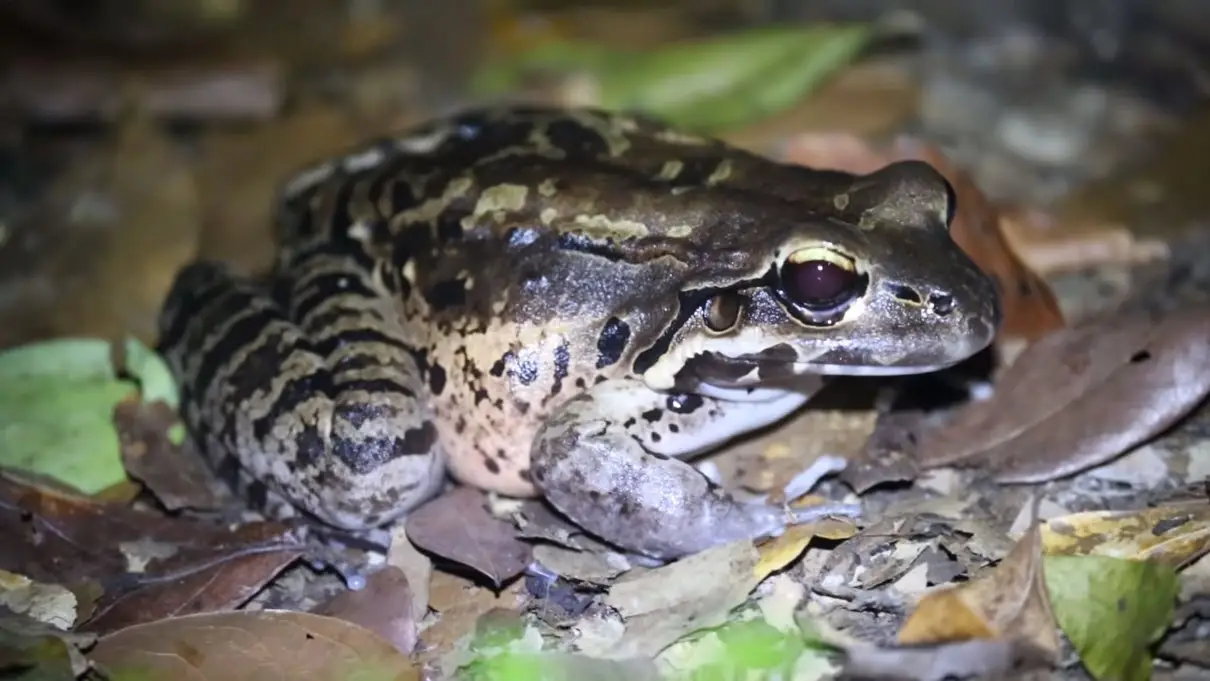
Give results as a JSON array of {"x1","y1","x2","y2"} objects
[{"x1": 156, "y1": 105, "x2": 1001, "y2": 561}]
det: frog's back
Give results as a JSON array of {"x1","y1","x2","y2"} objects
[{"x1": 272, "y1": 107, "x2": 860, "y2": 336}]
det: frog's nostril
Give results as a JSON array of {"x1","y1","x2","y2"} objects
[
  {"x1": 928, "y1": 293, "x2": 955, "y2": 316},
  {"x1": 885, "y1": 283, "x2": 921, "y2": 304}
]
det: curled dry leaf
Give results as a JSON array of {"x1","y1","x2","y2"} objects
[
  {"x1": 387, "y1": 524, "x2": 433, "y2": 623},
  {"x1": 404, "y1": 486, "x2": 533, "y2": 586},
  {"x1": 0, "y1": 471, "x2": 304, "y2": 635},
  {"x1": 897, "y1": 524, "x2": 1060, "y2": 664},
  {"x1": 89, "y1": 610, "x2": 420, "y2": 681},
  {"x1": 781, "y1": 133, "x2": 1065, "y2": 342},
  {"x1": 916, "y1": 305, "x2": 1210, "y2": 483},
  {"x1": 115, "y1": 399, "x2": 227, "y2": 511},
  {"x1": 1040, "y1": 501, "x2": 1210, "y2": 567},
  {"x1": 314, "y1": 566, "x2": 417, "y2": 656},
  {"x1": 581, "y1": 540, "x2": 762, "y2": 660}
]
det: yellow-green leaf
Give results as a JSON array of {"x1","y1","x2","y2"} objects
[
  {"x1": 0, "y1": 337, "x2": 179, "y2": 494},
  {"x1": 1045, "y1": 555, "x2": 1178, "y2": 681},
  {"x1": 470, "y1": 24, "x2": 874, "y2": 133}
]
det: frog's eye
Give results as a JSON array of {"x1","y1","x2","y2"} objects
[
  {"x1": 704, "y1": 292, "x2": 742, "y2": 333},
  {"x1": 780, "y1": 247, "x2": 865, "y2": 311}
]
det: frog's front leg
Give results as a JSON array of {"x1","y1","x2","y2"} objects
[{"x1": 531, "y1": 378, "x2": 854, "y2": 559}]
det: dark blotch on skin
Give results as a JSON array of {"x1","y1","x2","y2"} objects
[
  {"x1": 401, "y1": 422, "x2": 438, "y2": 455},
  {"x1": 424, "y1": 279, "x2": 467, "y2": 310},
  {"x1": 545, "y1": 118, "x2": 610, "y2": 157},
  {"x1": 247, "y1": 480, "x2": 270, "y2": 513},
  {"x1": 551, "y1": 342, "x2": 571, "y2": 396},
  {"x1": 490, "y1": 357, "x2": 506, "y2": 377},
  {"x1": 436, "y1": 210, "x2": 467, "y2": 243},
  {"x1": 553, "y1": 343, "x2": 570, "y2": 380},
  {"x1": 667, "y1": 393, "x2": 704, "y2": 414},
  {"x1": 484, "y1": 457, "x2": 501, "y2": 474},
  {"x1": 641, "y1": 408, "x2": 662, "y2": 423},
  {"x1": 596, "y1": 317, "x2": 630, "y2": 368},
  {"x1": 428, "y1": 363, "x2": 447, "y2": 395}
]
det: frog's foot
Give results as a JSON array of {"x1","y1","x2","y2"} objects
[{"x1": 531, "y1": 378, "x2": 857, "y2": 560}]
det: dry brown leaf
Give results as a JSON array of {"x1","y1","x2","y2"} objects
[
  {"x1": 841, "y1": 407, "x2": 931, "y2": 493},
  {"x1": 917, "y1": 305, "x2": 1210, "y2": 482},
  {"x1": 404, "y1": 487, "x2": 533, "y2": 586},
  {"x1": 89, "y1": 610, "x2": 420, "y2": 681},
  {"x1": 0, "y1": 607, "x2": 91, "y2": 680},
  {"x1": 729, "y1": 408, "x2": 878, "y2": 495},
  {"x1": 754, "y1": 518, "x2": 858, "y2": 581},
  {"x1": 387, "y1": 524, "x2": 433, "y2": 623},
  {"x1": 416, "y1": 573, "x2": 528, "y2": 668},
  {"x1": 780, "y1": 132, "x2": 1065, "y2": 342},
  {"x1": 0, "y1": 471, "x2": 303, "y2": 635},
  {"x1": 585, "y1": 540, "x2": 762, "y2": 659},
  {"x1": 314, "y1": 566, "x2": 417, "y2": 656},
  {"x1": 115, "y1": 400, "x2": 226, "y2": 511},
  {"x1": 1040, "y1": 501, "x2": 1210, "y2": 567},
  {"x1": 897, "y1": 524, "x2": 1060, "y2": 664}
]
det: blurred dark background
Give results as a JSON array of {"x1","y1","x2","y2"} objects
[{"x1": 0, "y1": 0, "x2": 1207, "y2": 349}]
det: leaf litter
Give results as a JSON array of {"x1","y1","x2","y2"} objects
[{"x1": 5, "y1": 18, "x2": 1210, "y2": 681}]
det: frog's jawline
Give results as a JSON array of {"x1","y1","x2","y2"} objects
[{"x1": 683, "y1": 352, "x2": 951, "y2": 390}]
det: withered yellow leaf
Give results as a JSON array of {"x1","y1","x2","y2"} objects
[
  {"x1": 1040, "y1": 501, "x2": 1210, "y2": 566},
  {"x1": 897, "y1": 524, "x2": 1060, "y2": 663}
]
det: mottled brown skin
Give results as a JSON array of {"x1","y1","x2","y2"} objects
[{"x1": 157, "y1": 106, "x2": 1001, "y2": 559}]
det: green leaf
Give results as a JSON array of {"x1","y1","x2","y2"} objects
[
  {"x1": 598, "y1": 25, "x2": 873, "y2": 132},
  {"x1": 0, "y1": 338, "x2": 136, "y2": 494},
  {"x1": 714, "y1": 619, "x2": 802, "y2": 671},
  {"x1": 469, "y1": 24, "x2": 875, "y2": 133},
  {"x1": 122, "y1": 336, "x2": 179, "y2": 409},
  {"x1": 1045, "y1": 555, "x2": 1178, "y2": 681}
]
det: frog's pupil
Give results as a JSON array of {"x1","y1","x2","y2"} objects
[{"x1": 786, "y1": 260, "x2": 854, "y2": 308}]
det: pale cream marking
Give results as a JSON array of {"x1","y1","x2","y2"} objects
[
  {"x1": 395, "y1": 126, "x2": 453, "y2": 154},
  {"x1": 348, "y1": 221, "x2": 372, "y2": 242},
  {"x1": 539, "y1": 207, "x2": 558, "y2": 225},
  {"x1": 657, "y1": 160, "x2": 683, "y2": 180},
  {"x1": 392, "y1": 176, "x2": 473, "y2": 225},
  {"x1": 641, "y1": 324, "x2": 837, "y2": 392},
  {"x1": 666, "y1": 224, "x2": 694, "y2": 238},
  {"x1": 537, "y1": 178, "x2": 558, "y2": 197},
  {"x1": 573, "y1": 213, "x2": 649, "y2": 239},
  {"x1": 341, "y1": 147, "x2": 387, "y2": 173},
  {"x1": 568, "y1": 110, "x2": 631, "y2": 158},
  {"x1": 706, "y1": 159, "x2": 733, "y2": 186},
  {"x1": 470, "y1": 183, "x2": 529, "y2": 224},
  {"x1": 653, "y1": 129, "x2": 709, "y2": 146}
]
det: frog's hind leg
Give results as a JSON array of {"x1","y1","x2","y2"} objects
[
  {"x1": 530, "y1": 378, "x2": 859, "y2": 560},
  {"x1": 157, "y1": 255, "x2": 446, "y2": 531}
]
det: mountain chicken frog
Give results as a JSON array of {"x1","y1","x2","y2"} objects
[{"x1": 157, "y1": 106, "x2": 1001, "y2": 560}]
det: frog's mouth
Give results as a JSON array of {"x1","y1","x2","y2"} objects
[{"x1": 682, "y1": 349, "x2": 953, "y2": 390}]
